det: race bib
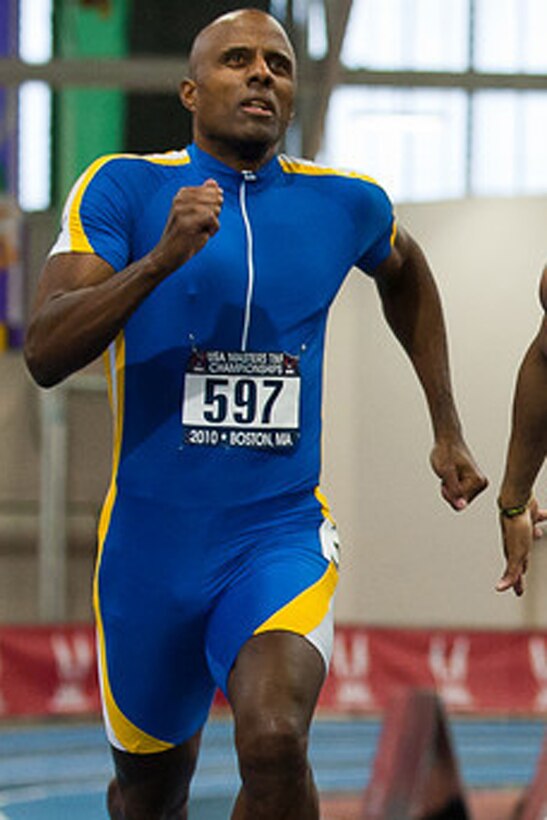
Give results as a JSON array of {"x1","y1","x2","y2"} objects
[{"x1": 182, "y1": 350, "x2": 300, "y2": 450}]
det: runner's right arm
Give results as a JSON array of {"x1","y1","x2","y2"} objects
[{"x1": 24, "y1": 180, "x2": 223, "y2": 388}]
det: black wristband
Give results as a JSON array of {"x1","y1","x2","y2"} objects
[{"x1": 497, "y1": 498, "x2": 531, "y2": 519}]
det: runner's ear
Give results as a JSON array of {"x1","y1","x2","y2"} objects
[{"x1": 180, "y1": 79, "x2": 197, "y2": 113}]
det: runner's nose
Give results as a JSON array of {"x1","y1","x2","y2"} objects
[{"x1": 248, "y1": 53, "x2": 274, "y2": 85}]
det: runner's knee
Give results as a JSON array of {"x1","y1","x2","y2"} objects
[
  {"x1": 235, "y1": 711, "x2": 309, "y2": 784},
  {"x1": 110, "y1": 739, "x2": 199, "y2": 820}
]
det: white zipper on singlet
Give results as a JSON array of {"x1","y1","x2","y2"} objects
[{"x1": 239, "y1": 170, "x2": 257, "y2": 352}]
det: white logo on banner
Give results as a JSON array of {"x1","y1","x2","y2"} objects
[
  {"x1": 429, "y1": 636, "x2": 473, "y2": 707},
  {"x1": 49, "y1": 633, "x2": 94, "y2": 712},
  {"x1": 528, "y1": 638, "x2": 547, "y2": 710},
  {"x1": 332, "y1": 633, "x2": 375, "y2": 708},
  {"x1": 0, "y1": 648, "x2": 5, "y2": 714}
]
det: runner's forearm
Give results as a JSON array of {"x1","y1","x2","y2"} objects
[
  {"x1": 377, "y1": 240, "x2": 462, "y2": 442},
  {"x1": 499, "y1": 337, "x2": 547, "y2": 505},
  {"x1": 25, "y1": 254, "x2": 167, "y2": 387}
]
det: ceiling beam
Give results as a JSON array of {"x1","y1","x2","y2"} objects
[
  {"x1": 299, "y1": 0, "x2": 354, "y2": 158},
  {"x1": 0, "y1": 57, "x2": 188, "y2": 91},
  {"x1": 338, "y1": 68, "x2": 547, "y2": 91},
  {"x1": 1, "y1": 57, "x2": 546, "y2": 93}
]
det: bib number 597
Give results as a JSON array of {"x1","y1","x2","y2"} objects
[
  {"x1": 183, "y1": 373, "x2": 299, "y2": 430},
  {"x1": 204, "y1": 377, "x2": 283, "y2": 425}
]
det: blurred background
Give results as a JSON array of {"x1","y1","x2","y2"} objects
[
  {"x1": 1, "y1": 1, "x2": 547, "y2": 816},
  {"x1": 1, "y1": 0, "x2": 545, "y2": 629}
]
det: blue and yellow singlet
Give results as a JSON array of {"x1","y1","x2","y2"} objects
[{"x1": 51, "y1": 143, "x2": 395, "y2": 753}]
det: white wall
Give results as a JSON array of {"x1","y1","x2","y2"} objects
[
  {"x1": 2, "y1": 198, "x2": 546, "y2": 626},
  {"x1": 322, "y1": 196, "x2": 547, "y2": 629}
]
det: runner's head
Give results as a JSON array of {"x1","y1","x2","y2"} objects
[{"x1": 180, "y1": 9, "x2": 296, "y2": 168}]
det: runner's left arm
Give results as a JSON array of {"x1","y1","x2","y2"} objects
[{"x1": 371, "y1": 225, "x2": 488, "y2": 510}]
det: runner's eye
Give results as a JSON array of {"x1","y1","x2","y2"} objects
[
  {"x1": 268, "y1": 54, "x2": 292, "y2": 76},
  {"x1": 224, "y1": 49, "x2": 248, "y2": 66}
]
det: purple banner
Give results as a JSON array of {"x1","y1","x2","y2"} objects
[
  {"x1": 0, "y1": 197, "x2": 23, "y2": 350},
  {"x1": 0, "y1": 2, "x2": 24, "y2": 348},
  {"x1": 0, "y1": 0, "x2": 18, "y2": 196}
]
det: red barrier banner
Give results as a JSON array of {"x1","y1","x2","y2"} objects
[
  {"x1": 0, "y1": 625, "x2": 100, "y2": 718},
  {"x1": 1, "y1": 624, "x2": 546, "y2": 718},
  {"x1": 319, "y1": 626, "x2": 547, "y2": 715}
]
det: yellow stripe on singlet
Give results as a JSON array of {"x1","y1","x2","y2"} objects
[
  {"x1": 279, "y1": 154, "x2": 379, "y2": 185},
  {"x1": 390, "y1": 219, "x2": 398, "y2": 247},
  {"x1": 68, "y1": 150, "x2": 191, "y2": 254},
  {"x1": 253, "y1": 560, "x2": 338, "y2": 638},
  {"x1": 279, "y1": 155, "x2": 398, "y2": 250},
  {"x1": 68, "y1": 156, "x2": 113, "y2": 253},
  {"x1": 93, "y1": 333, "x2": 173, "y2": 754},
  {"x1": 314, "y1": 486, "x2": 335, "y2": 525}
]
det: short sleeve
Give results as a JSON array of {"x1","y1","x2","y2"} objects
[
  {"x1": 49, "y1": 155, "x2": 133, "y2": 272},
  {"x1": 354, "y1": 183, "x2": 396, "y2": 276}
]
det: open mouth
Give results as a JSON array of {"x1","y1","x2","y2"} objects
[{"x1": 240, "y1": 99, "x2": 275, "y2": 117}]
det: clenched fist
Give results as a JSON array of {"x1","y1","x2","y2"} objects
[{"x1": 149, "y1": 178, "x2": 224, "y2": 277}]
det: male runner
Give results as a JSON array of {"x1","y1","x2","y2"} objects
[
  {"x1": 24, "y1": 9, "x2": 487, "y2": 819},
  {"x1": 497, "y1": 265, "x2": 547, "y2": 596}
]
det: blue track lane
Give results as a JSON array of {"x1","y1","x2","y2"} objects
[{"x1": 0, "y1": 717, "x2": 544, "y2": 818}]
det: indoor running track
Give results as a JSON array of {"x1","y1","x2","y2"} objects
[{"x1": 0, "y1": 716, "x2": 545, "y2": 819}]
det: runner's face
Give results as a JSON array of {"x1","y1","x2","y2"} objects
[{"x1": 181, "y1": 13, "x2": 296, "y2": 165}]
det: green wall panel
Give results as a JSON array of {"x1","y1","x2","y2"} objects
[{"x1": 55, "y1": 0, "x2": 128, "y2": 205}]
